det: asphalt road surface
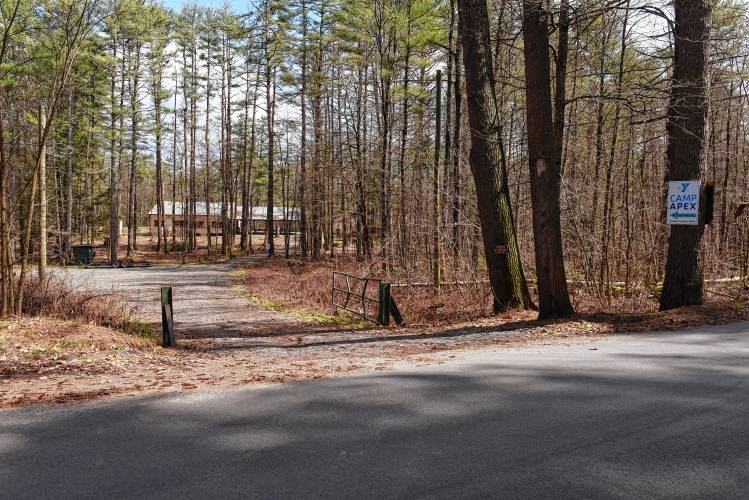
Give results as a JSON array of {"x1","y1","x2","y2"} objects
[{"x1": 2, "y1": 322, "x2": 749, "y2": 499}]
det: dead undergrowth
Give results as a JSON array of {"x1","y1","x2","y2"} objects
[
  {"x1": 21, "y1": 275, "x2": 152, "y2": 335},
  {"x1": 242, "y1": 255, "x2": 749, "y2": 328},
  {"x1": 243, "y1": 256, "x2": 494, "y2": 326}
]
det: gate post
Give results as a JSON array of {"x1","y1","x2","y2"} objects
[
  {"x1": 378, "y1": 282, "x2": 391, "y2": 326},
  {"x1": 161, "y1": 286, "x2": 175, "y2": 347}
]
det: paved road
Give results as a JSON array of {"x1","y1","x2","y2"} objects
[
  {"x1": 49, "y1": 258, "x2": 286, "y2": 337},
  {"x1": 2, "y1": 322, "x2": 749, "y2": 498}
]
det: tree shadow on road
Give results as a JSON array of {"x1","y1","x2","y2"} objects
[{"x1": 2, "y1": 328, "x2": 749, "y2": 498}]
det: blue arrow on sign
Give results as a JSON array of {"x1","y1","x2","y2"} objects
[{"x1": 671, "y1": 212, "x2": 697, "y2": 219}]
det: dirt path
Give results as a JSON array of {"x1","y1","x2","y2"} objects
[{"x1": 52, "y1": 256, "x2": 292, "y2": 338}]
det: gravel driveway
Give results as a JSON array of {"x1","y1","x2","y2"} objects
[{"x1": 50, "y1": 257, "x2": 288, "y2": 338}]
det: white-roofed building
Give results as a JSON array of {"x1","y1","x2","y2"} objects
[{"x1": 146, "y1": 201, "x2": 299, "y2": 237}]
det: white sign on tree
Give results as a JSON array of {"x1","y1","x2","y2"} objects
[{"x1": 667, "y1": 180, "x2": 700, "y2": 225}]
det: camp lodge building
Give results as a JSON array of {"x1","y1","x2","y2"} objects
[{"x1": 147, "y1": 201, "x2": 299, "y2": 237}]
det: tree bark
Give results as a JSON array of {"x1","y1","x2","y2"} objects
[
  {"x1": 521, "y1": 0, "x2": 574, "y2": 318},
  {"x1": 457, "y1": 0, "x2": 533, "y2": 311},
  {"x1": 110, "y1": 35, "x2": 120, "y2": 262},
  {"x1": 433, "y1": 70, "x2": 442, "y2": 291},
  {"x1": 265, "y1": 53, "x2": 276, "y2": 257},
  {"x1": 205, "y1": 41, "x2": 213, "y2": 253},
  {"x1": 451, "y1": 13, "x2": 462, "y2": 260},
  {"x1": 660, "y1": 0, "x2": 712, "y2": 310},
  {"x1": 38, "y1": 106, "x2": 47, "y2": 280},
  {"x1": 65, "y1": 94, "x2": 74, "y2": 254},
  {"x1": 299, "y1": 0, "x2": 309, "y2": 259},
  {"x1": 127, "y1": 41, "x2": 141, "y2": 258}
]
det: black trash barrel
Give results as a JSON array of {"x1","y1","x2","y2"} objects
[{"x1": 72, "y1": 244, "x2": 94, "y2": 265}]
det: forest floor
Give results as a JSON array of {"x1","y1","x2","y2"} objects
[{"x1": 2, "y1": 254, "x2": 749, "y2": 408}]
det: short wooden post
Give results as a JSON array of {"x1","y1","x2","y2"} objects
[
  {"x1": 378, "y1": 282, "x2": 391, "y2": 326},
  {"x1": 161, "y1": 286, "x2": 175, "y2": 347}
]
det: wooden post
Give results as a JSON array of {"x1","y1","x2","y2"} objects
[
  {"x1": 378, "y1": 282, "x2": 391, "y2": 326},
  {"x1": 161, "y1": 286, "x2": 175, "y2": 347}
]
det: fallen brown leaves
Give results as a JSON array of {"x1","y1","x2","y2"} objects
[
  {"x1": 243, "y1": 257, "x2": 493, "y2": 326},
  {"x1": 0, "y1": 317, "x2": 159, "y2": 379},
  {"x1": 2, "y1": 285, "x2": 747, "y2": 410}
]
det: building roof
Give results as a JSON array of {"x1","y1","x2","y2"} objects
[{"x1": 147, "y1": 202, "x2": 298, "y2": 221}]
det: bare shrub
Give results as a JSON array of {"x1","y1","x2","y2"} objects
[{"x1": 19, "y1": 275, "x2": 142, "y2": 334}]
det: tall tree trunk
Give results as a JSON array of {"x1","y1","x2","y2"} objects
[
  {"x1": 154, "y1": 66, "x2": 166, "y2": 255},
  {"x1": 266, "y1": 66, "x2": 275, "y2": 257},
  {"x1": 660, "y1": 0, "x2": 712, "y2": 310},
  {"x1": 433, "y1": 70, "x2": 442, "y2": 290},
  {"x1": 521, "y1": 0, "x2": 574, "y2": 318},
  {"x1": 240, "y1": 59, "x2": 249, "y2": 253},
  {"x1": 171, "y1": 61, "x2": 178, "y2": 251},
  {"x1": 398, "y1": 8, "x2": 412, "y2": 264},
  {"x1": 379, "y1": 70, "x2": 391, "y2": 265},
  {"x1": 443, "y1": 6, "x2": 453, "y2": 264},
  {"x1": 246, "y1": 63, "x2": 260, "y2": 254},
  {"x1": 109, "y1": 36, "x2": 119, "y2": 262},
  {"x1": 458, "y1": 0, "x2": 533, "y2": 311},
  {"x1": 65, "y1": 94, "x2": 74, "y2": 254},
  {"x1": 189, "y1": 45, "x2": 198, "y2": 253},
  {"x1": 222, "y1": 42, "x2": 234, "y2": 257},
  {"x1": 311, "y1": 61, "x2": 323, "y2": 259},
  {"x1": 355, "y1": 55, "x2": 371, "y2": 260},
  {"x1": 205, "y1": 43, "x2": 213, "y2": 253},
  {"x1": 127, "y1": 42, "x2": 141, "y2": 258},
  {"x1": 451, "y1": 13, "x2": 462, "y2": 261},
  {"x1": 299, "y1": 0, "x2": 309, "y2": 258},
  {"x1": 38, "y1": 106, "x2": 47, "y2": 280}
]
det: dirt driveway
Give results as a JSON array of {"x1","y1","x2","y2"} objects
[{"x1": 52, "y1": 256, "x2": 290, "y2": 339}]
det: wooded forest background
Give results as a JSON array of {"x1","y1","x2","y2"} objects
[{"x1": 0, "y1": 0, "x2": 745, "y2": 317}]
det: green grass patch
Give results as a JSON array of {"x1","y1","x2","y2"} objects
[
  {"x1": 232, "y1": 283, "x2": 367, "y2": 328},
  {"x1": 24, "y1": 346, "x2": 50, "y2": 360},
  {"x1": 575, "y1": 320, "x2": 597, "y2": 332},
  {"x1": 229, "y1": 263, "x2": 368, "y2": 328},
  {"x1": 59, "y1": 339, "x2": 86, "y2": 350},
  {"x1": 123, "y1": 318, "x2": 160, "y2": 343},
  {"x1": 229, "y1": 267, "x2": 247, "y2": 279}
]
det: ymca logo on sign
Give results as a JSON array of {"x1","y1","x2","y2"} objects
[{"x1": 667, "y1": 180, "x2": 700, "y2": 226}]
